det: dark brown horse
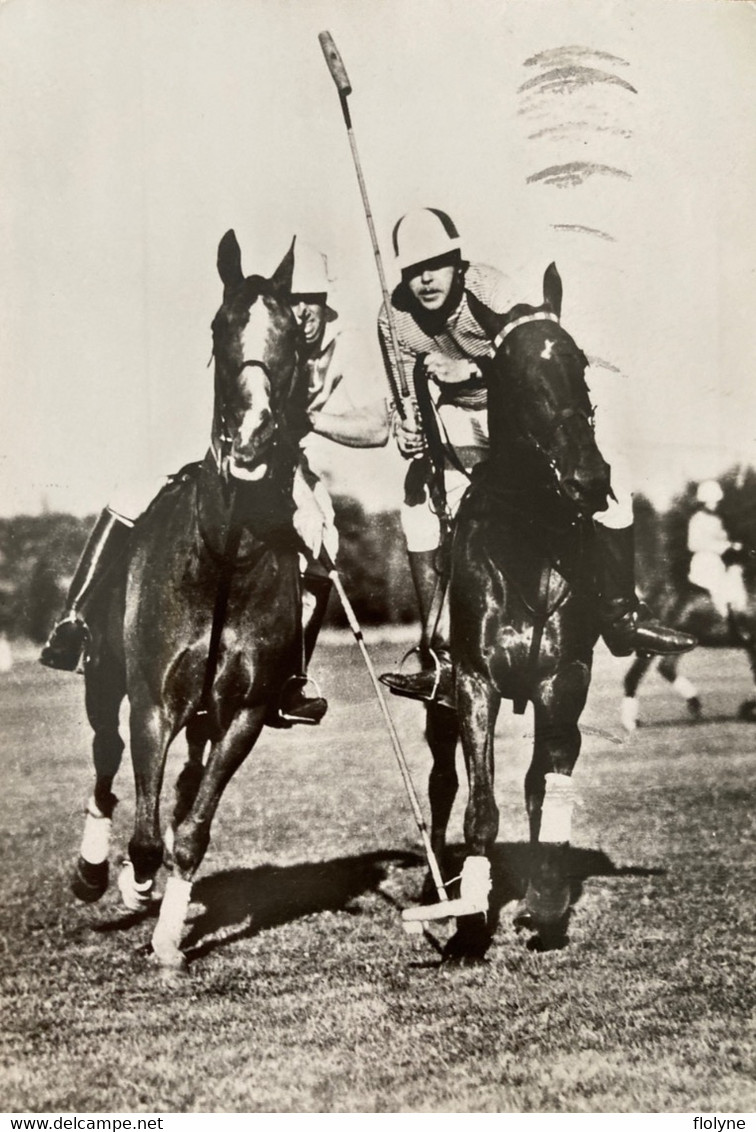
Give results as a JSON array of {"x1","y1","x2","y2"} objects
[
  {"x1": 422, "y1": 265, "x2": 612, "y2": 960},
  {"x1": 72, "y1": 231, "x2": 309, "y2": 969},
  {"x1": 621, "y1": 580, "x2": 756, "y2": 730}
]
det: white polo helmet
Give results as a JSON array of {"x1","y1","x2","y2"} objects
[
  {"x1": 696, "y1": 479, "x2": 723, "y2": 507},
  {"x1": 392, "y1": 208, "x2": 462, "y2": 273},
  {"x1": 291, "y1": 240, "x2": 337, "y2": 321}
]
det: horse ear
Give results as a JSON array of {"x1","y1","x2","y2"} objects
[
  {"x1": 270, "y1": 238, "x2": 296, "y2": 295},
  {"x1": 543, "y1": 262, "x2": 562, "y2": 318},
  {"x1": 217, "y1": 230, "x2": 244, "y2": 291}
]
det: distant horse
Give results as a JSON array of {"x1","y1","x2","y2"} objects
[
  {"x1": 422, "y1": 265, "x2": 612, "y2": 960},
  {"x1": 621, "y1": 576, "x2": 756, "y2": 730},
  {"x1": 72, "y1": 230, "x2": 309, "y2": 970}
]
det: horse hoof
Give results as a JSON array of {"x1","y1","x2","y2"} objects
[
  {"x1": 151, "y1": 942, "x2": 189, "y2": 974},
  {"x1": 441, "y1": 913, "x2": 491, "y2": 966},
  {"x1": 686, "y1": 696, "x2": 702, "y2": 721},
  {"x1": 525, "y1": 878, "x2": 571, "y2": 927},
  {"x1": 71, "y1": 857, "x2": 109, "y2": 903},
  {"x1": 512, "y1": 900, "x2": 534, "y2": 932},
  {"x1": 737, "y1": 699, "x2": 756, "y2": 722},
  {"x1": 526, "y1": 843, "x2": 572, "y2": 928},
  {"x1": 117, "y1": 861, "x2": 154, "y2": 913}
]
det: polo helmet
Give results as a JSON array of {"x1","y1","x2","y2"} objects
[
  {"x1": 696, "y1": 479, "x2": 724, "y2": 507},
  {"x1": 291, "y1": 240, "x2": 337, "y2": 321},
  {"x1": 392, "y1": 208, "x2": 462, "y2": 273}
]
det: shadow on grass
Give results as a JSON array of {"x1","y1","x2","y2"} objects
[
  {"x1": 434, "y1": 842, "x2": 666, "y2": 957},
  {"x1": 171, "y1": 842, "x2": 662, "y2": 963},
  {"x1": 437, "y1": 841, "x2": 665, "y2": 915},
  {"x1": 181, "y1": 849, "x2": 423, "y2": 960}
]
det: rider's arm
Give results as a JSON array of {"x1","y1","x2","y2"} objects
[
  {"x1": 307, "y1": 330, "x2": 390, "y2": 448},
  {"x1": 309, "y1": 399, "x2": 389, "y2": 447}
]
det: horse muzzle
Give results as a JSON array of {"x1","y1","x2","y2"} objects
[
  {"x1": 561, "y1": 460, "x2": 612, "y2": 516},
  {"x1": 228, "y1": 416, "x2": 277, "y2": 482}
]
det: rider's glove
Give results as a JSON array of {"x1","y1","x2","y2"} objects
[
  {"x1": 424, "y1": 353, "x2": 482, "y2": 385},
  {"x1": 391, "y1": 405, "x2": 426, "y2": 460}
]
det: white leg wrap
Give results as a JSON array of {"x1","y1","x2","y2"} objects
[
  {"x1": 117, "y1": 860, "x2": 154, "y2": 912},
  {"x1": 459, "y1": 855, "x2": 492, "y2": 908},
  {"x1": 673, "y1": 675, "x2": 698, "y2": 701},
  {"x1": 539, "y1": 773, "x2": 578, "y2": 844},
  {"x1": 620, "y1": 696, "x2": 639, "y2": 733},
  {"x1": 401, "y1": 855, "x2": 492, "y2": 929},
  {"x1": 80, "y1": 798, "x2": 112, "y2": 865},
  {"x1": 163, "y1": 824, "x2": 175, "y2": 855},
  {"x1": 152, "y1": 875, "x2": 192, "y2": 957}
]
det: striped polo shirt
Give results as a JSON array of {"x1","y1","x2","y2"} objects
[{"x1": 378, "y1": 262, "x2": 518, "y2": 469}]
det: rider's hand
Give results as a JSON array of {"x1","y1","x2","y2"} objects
[
  {"x1": 391, "y1": 409, "x2": 426, "y2": 460},
  {"x1": 425, "y1": 352, "x2": 481, "y2": 385}
]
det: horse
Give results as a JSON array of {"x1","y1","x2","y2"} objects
[
  {"x1": 71, "y1": 230, "x2": 311, "y2": 971},
  {"x1": 420, "y1": 264, "x2": 612, "y2": 960},
  {"x1": 621, "y1": 576, "x2": 756, "y2": 730}
]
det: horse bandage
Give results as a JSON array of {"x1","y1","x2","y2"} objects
[
  {"x1": 539, "y1": 773, "x2": 579, "y2": 844},
  {"x1": 80, "y1": 797, "x2": 112, "y2": 865},
  {"x1": 459, "y1": 855, "x2": 492, "y2": 908}
]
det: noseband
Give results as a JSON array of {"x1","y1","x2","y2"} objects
[{"x1": 211, "y1": 360, "x2": 281, "y2": 480}]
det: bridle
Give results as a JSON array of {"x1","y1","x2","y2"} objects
[
  {"x1": 211, "y1": 360, "x2": 276, "y2": 481},
  {"x1": 492, "y1": 312, "x2": 596, "y2": 486}
]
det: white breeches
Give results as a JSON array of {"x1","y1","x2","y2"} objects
[
  {"x1": 689, "y1": 554, "x2": 748, "y2": 617},
  {"x1": 293, "y1": 467, "x2": 339, "y2": 566},
  {"x1": 400, "y1": 468, "x2": 470, "y2": 553}
]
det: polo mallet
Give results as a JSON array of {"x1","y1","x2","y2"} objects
[
  {"x1": 318, "y1": 31, "x2": 418, "y2": 430},
  {"x1": 319, "y1": 552, "x2": 491, "y2": 930}
]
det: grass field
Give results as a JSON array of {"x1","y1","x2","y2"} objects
[{"x1": 1, "y1": 638, "x2": 755, "y2": 1113}]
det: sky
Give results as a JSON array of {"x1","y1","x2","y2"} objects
[{"x1": 1, "y1": 0, "x2": 755, "y2": 517}]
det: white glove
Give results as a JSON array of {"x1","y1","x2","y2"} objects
[{"x1": 424, "y1": 352, "x2": 480, "y2": 385}]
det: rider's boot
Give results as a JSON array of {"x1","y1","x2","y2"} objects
[
  {"x1": 39, "y1": 508, "x2": 132, "y2": 672},
  {"x1": 596, "y1": 524, "x2": 697, "y2": 658},
  {"x1": 379, "y1": 549, "x2": 455, "y2": 710},
  {"x1": 278, "y1": 570, "x2": 331, "y2": 725}
]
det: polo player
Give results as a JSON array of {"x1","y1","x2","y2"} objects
[
  {"x1": 40, "y1": 239, "x2": 388, "y2": 725},
  {"x1": 377, "y1": 207, "x2": 696, "y2": 706}
]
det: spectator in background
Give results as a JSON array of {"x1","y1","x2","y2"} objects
[{"x1": 688, "y1": 479, "x2": 748, "y2": 619}]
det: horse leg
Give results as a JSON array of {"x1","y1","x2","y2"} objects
[
  {"x1": 72, "y1": 649, "x2": 125, "y2": 903},
  {"x1": 423, "y1": 702, "x2": 459, "y2": 898},
  {"x1": 151, "y1": 704, "x2": 267, "y2": 970},
  {"x1": 118, "y1": 698, "x2": 171, "y2": 915},
  {"x1": 442, "y1": 670, "x2": 500, "y2": 964},
  {"x1": 657, "y1": 654, "x2": 701, "y2": 719},
  {"x1": 621, "y1": 655, "x2": 654, "y2": 733},
  {"x1": 737, "y1": 642, "x2": 756, "y2": 721},
  {"x1": 164, "y1": 713, "x2": 210, "y2": 863},
  {"x1": 523, "y1": 663, "x2": 590, "y2": 938}
]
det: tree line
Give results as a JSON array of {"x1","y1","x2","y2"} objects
[{"x1": 1, "y1": 464, "x2": 754, "y2": 644}]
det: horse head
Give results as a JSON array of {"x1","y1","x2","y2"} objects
[
  {"x1": 210, "y1": 230, "x2": 305, "y2": 484},
  {"x1": 487, "y1": 264, "x2": 611, "y2": 517}
]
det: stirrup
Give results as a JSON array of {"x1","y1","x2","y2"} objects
[
  {"x1": 378, "y1": 646, "x2": 454, "y2": 709},
  {"x1": 379, "y1": 645, "x2": 443, "y2": 700},
  {"x1": 278, "y1": 674, "x2": 328, "y2": 726},
  {"x1": 39, "y1": 613, "x2": 90, "y2": 674}
]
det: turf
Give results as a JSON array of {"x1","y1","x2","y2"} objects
[{"x1": 0, "y1": 642, "x2": 754, "y2": 1112}]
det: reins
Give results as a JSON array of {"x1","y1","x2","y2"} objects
[{"x1": 197, "y1": 483, "x2": 245, "y2": 718}]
